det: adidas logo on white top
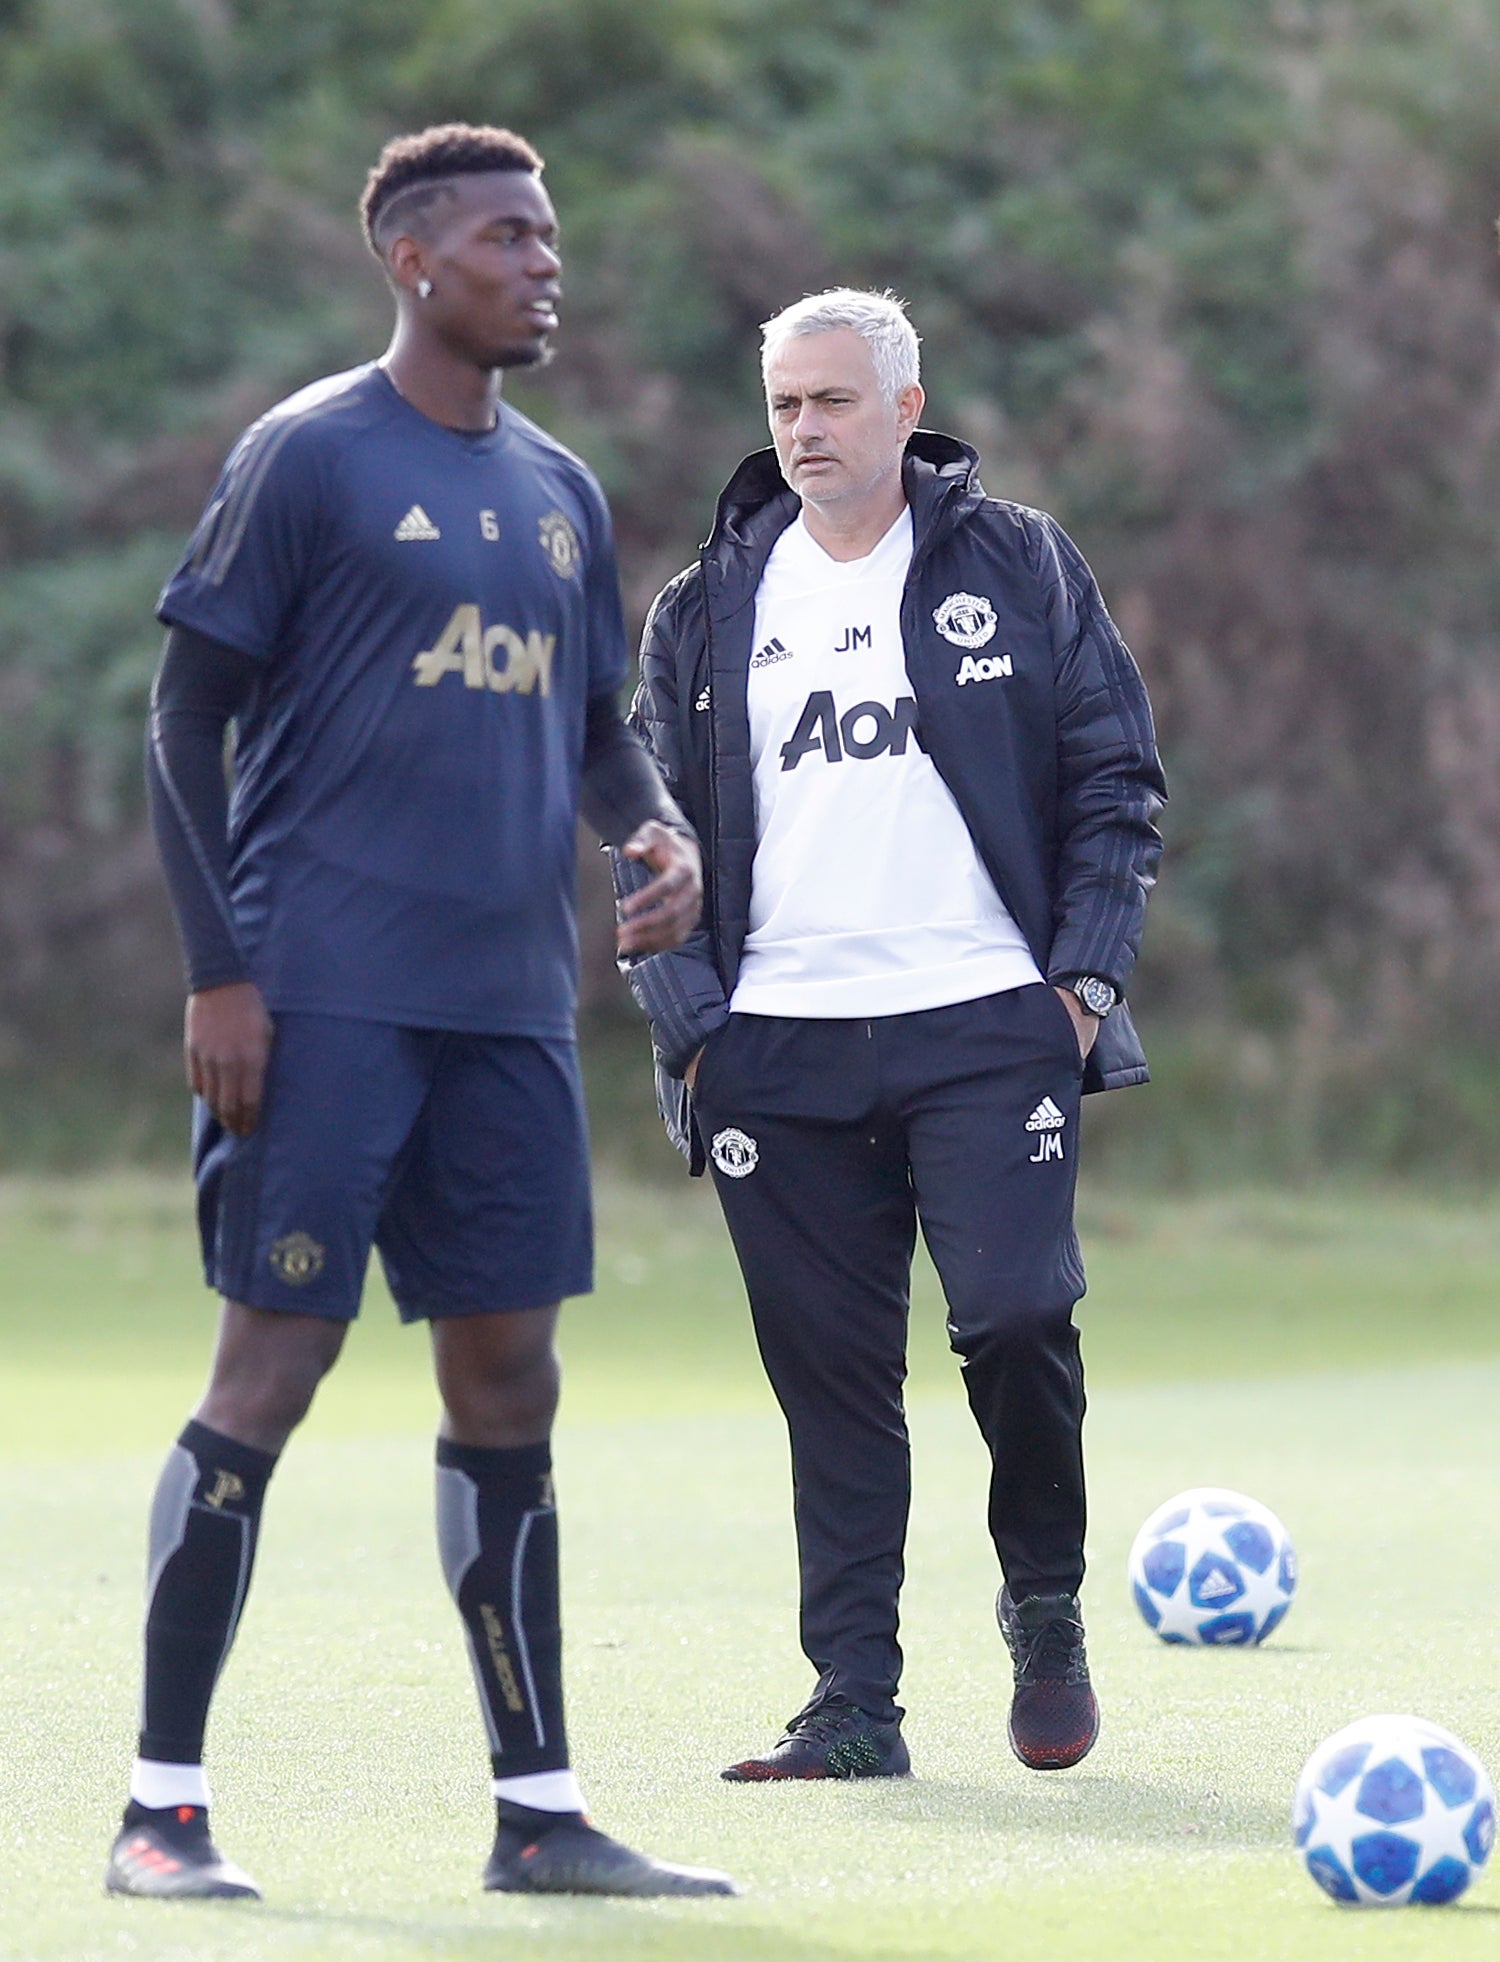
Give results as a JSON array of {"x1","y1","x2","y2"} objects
[
  {"x1": 1026, "y1": 1096, "x2": 1066, "y2": 1133},
  {"x1": 394, "y1": 504, "x2": 441, "y2": 541}
]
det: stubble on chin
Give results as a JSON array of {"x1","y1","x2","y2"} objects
[
  {"x1": 496, "y1": 338, "x2": 555, "y2": 372},
  {"x1": 794, "y1": 471, "x2": 851, "y2": 509}
]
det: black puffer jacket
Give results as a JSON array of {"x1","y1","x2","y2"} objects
[{"x1": 615, "y1": 431, "x2": 1166, "y2": 1171}]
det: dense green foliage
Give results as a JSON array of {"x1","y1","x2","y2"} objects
[{"x1": 3, "y1": 0, "x2": 1500, "y2": 1166}]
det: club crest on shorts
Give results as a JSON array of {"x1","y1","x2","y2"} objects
[
  {"x1": 537, "y1": 509, "x2": 581, "y2": 579},
  {"x1": 933, "y1": 592, "x2": 998, "y2": 649},
  {"x1": 269, "y1": 1230, "x2": 325, "y2": 1285},
  {"x1": 710, "y1": 1127, "x2": 759, "y2": 1178}
]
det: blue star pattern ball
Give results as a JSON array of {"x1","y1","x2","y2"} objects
[
  {"x1": 1294, "y1": 1716, "x2": 1495, "y2": 1907},
  {"x1": 1127, "y1": 1487, "x2": 1296, "y2": 1645}
]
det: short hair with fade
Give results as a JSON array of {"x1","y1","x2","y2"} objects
[
  {"x1": 360, "y1": 123, "x2": 545, "y2": 255},
  {"x1": 760, "y1": 289, "x2": 921, "y2": 403}
]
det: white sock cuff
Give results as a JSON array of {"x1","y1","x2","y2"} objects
[
  {"x1": 492, "y1": 1768, "x2": 586, "y2": 1814},
  {"x1": 130, "y1": 1757, "x2": 212, "y2": 1810}
]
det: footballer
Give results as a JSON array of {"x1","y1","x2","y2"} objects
[{"x1": 106, "y1": 123, "x2": 734, "y2": 1903}]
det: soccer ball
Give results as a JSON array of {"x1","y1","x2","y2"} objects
[
  {"x1": 1294, "y1": 1715, "x2": 1496, "y2": 1906},
  {"x1": 1127, "y1": 1487, "x2": 1295, "y2": 1645}
]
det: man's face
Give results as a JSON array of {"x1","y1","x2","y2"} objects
[
  {"x1": 764, "y1": 327, "x2": 922, "y2": 509},
  {"x1": 419, "y1": 171, "x2": 562, "y2": 370}
]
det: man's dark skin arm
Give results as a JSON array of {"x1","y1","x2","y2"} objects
[
  {"x1": 146, "y1": 625, "x2": 274, "y2": 1137},
  {"x1": 580, "y1": 692, "x2": 702, "y2": 957},
  {"x1": 184, "y1": 988, "x2": 275, "y2": 1137}
]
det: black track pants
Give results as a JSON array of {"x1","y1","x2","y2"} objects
[{"x1": 692, "y1": 984, "x2": 1088, "y2": 1724}]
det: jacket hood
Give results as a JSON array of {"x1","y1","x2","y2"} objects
[{"x1": 706, "y1": 429, "x2": 986, "y2": 556}]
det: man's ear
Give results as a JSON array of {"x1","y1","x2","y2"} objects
[
  {"x1": 896, "y1": 381, "x2": 925, "y2": 439},
  {"x1": 385, "y1": 232, "x2": 428, "y2": 300}
]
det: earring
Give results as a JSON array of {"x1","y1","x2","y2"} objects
[{"x1": 416, "y1": 277, "x2": 433, "y2": 299}]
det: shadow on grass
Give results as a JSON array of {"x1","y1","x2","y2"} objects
[
  {"x1": 243, "y1": 1898, "x2": 922, "y2": 1961},
  {"x1": 778, "y1": 1770, "x2": 1293, "y2": 1851}
]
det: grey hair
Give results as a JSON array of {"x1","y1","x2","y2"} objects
[{"x1": 760, "y1": 288, "x2": 921, "y2": 403}]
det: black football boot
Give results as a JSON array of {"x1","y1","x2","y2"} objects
[
  {"x1": 105, "y1": 1803, "x2": 261, "y2": 1900},
  {"x1": 998, "y1": 1586, "x2": 1100, "y2": 1770},
  {"x1": 722, "y1": 1694, "x2": 911, "y2": 1781},
  {"x1": 484, "y1": 1808, "x2": 738, "y2": 1897}
]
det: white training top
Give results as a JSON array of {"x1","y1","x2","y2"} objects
[{"x1": 730, "y1": 509, "x2": 1042, "y2": 1018}]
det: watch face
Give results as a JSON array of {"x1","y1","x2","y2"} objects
[{"x1": 1077, "y1": 976, "x2": 1116, "y2": 1018}]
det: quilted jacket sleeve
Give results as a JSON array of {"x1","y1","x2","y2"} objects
[
  {"x1": 1033, "y1": 515, "x2": 1166, "y2": 992},
  {"x1": 610, "y1": 570, "x2": 732, "y2": 1080}
]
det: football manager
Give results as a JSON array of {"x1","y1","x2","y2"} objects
[{"x1": 616, "y1": 288, "x2": 1165, "y2": 1780}]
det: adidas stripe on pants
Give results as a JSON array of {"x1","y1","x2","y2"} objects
[{"x1": 692, "y1": 984, "x2": 1088, "y2": 1725}]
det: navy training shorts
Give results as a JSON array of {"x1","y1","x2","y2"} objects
[{"x1": 193, "y1": 1013, "x2": 593, "y2": 1321}]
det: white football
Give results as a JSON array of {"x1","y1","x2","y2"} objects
[
  {"x1": 1128, "y1": 1486, "x2": 1295, "y2": 1645},
  {"x1": 1294, "y1": 1715, "x2": 1495, "y2": 1906}
]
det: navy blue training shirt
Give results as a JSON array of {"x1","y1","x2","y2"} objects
[{"x1": 158, "y1": 363, "x2": 628, "y2": 1038}]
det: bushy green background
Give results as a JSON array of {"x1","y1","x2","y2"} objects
[{"x1": 4, "y1": 0, "x2": 1500, "y2": 1172}]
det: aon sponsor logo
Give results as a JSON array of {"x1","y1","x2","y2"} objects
[
  {"x1": 412, "y1": 604, "x2": 556, "y2": 696},
  {"x1": 955, "y1": 652, "x2": 1012, "y2": 685},
  {"x1": 779, "y1": 691, "x2": 926, "y2": 771}
]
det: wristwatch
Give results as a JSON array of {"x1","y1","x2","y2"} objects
[{"x1": 1067, "y1": 975, "x2": 1119, "y2": 1019}]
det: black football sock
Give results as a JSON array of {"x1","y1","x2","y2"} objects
[
  {"x1": 493, "y1": 1798, "x2": 587, "y2": 1848},
  {"x1": 137, "y1": 1420, "x2": 277, "y2": 1766},
  {"x1": 435, "y1": 1438, "x2": 569, "y2": 1782},
  {"x1": 120, "y1": 1800, "x2": 214, "y2": 1850}
]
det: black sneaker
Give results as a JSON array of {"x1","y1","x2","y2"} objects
[
  {"x1": 722, "y1": 1695, "x2": 911, "y2": 1781},
  {"x1": 104, "y1": 1803, "x2": 261, "y2": 1900},
  {"x1": 997, "y1": 1587, "x2": 1100, "y2": 1770},
  {"x1": 484, "y1": 1814, "x2": 738, "y2": 1897}
]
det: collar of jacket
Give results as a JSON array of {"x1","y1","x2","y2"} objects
[{"x1": 700, "y1": 429, "x2": 986, "y2": 591}]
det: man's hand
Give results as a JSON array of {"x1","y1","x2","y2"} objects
[
  {"x1": 1054, "y1": 986, "x2": 1101, "y2": 1062},
  {"x1": 684, "y1": 1046, "x2": 704, "y2": 1091},
  {"x1": 617, "y1": 821, "x2": 702, "y2": 957},
  {"x1": 186, "y1": 981, "x2": 273, "y2": 1136}
]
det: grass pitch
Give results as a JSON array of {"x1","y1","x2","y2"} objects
[{"x1": 1, "y1": 1171, "x2": 1497, "y2": 1961}]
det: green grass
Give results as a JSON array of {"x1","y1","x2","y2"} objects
[{"x1": 1, "y1": 1174, "x2": 1498, "y2": 1961}]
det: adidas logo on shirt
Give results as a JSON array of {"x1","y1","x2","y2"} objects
[
  {"x1": 1026, "y1": 1097, "x2": 1066, "y2": 1133},
  {"x1": 751, "y1": 636, "x2": 794, "y2": 669},
  {"x1": 394, "y1": 504, "x2": 441, "y2": 542}
]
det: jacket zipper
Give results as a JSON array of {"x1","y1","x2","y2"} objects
[{"x1": 698, "y1": 549, "x2": 725, "y2": 984}]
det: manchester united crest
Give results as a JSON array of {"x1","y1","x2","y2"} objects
[
  {"x1": 933, "y1": 591, "x2": 998, "y2": 649},
  {"x1": 269, "y1": 1230, "x2": 325, "y2": 1286},
  {"x1": 537, "y1": 509, "x2": 581, "y2": 579},
  {"x1": 710, "y1": 1128, "x2": 759, "y2": 1179}
]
